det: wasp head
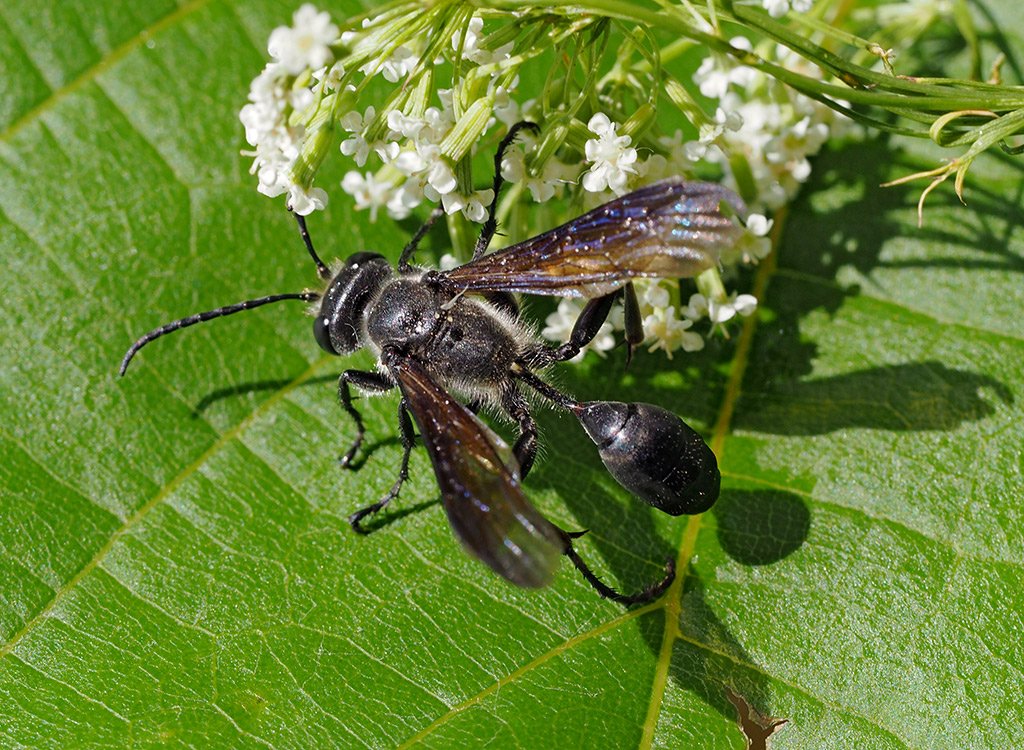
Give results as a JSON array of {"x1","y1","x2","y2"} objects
[{"x1": 313, "y1": 252, "x2": 393, "y2": 355}]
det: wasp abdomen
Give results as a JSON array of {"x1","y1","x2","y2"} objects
[{"x1": 575, "y1": 401, "x2": 720, "y2": 515}]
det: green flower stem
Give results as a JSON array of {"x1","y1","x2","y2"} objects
[
  {"x1": 474, "y1": 0, "x2": 1024, "y2": 113},
  {"x1": 696, "y1": 267, "x2": 727, "y2": 303}
]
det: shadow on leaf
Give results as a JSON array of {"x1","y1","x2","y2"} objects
[
  {"x1": 713, "y1": 489, "x2": 810, "y2": 566},
  {"x1": 191, "y1": 373, "x2": 339, "y2": 417},
  {"x1": 737, "y1": 360, "x2": 1013, "y2": 435}
]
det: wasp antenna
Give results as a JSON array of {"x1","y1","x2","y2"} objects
[
  {"x1": 290, "y1": 211, "x2": 332, "y2": 280},
  {"x1": 119, "y1": 291, "x2": 320, "y2": 376}
]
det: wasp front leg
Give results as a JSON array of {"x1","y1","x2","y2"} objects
[
  {"x1": 473, "y1": 120, "x2": 540, "y2": 259},
  {"x1": 348, "y1": 398, "x2": 416, "y2": 534},
  {"x1": 336, "y1": 369, "x2": 394, "y2": 468}
]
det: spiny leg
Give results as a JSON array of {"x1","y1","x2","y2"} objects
[
  {"x1": 349, "y1": 398, "x2": 416, "y2": 534},
  {"x1": 559, "y1": 529, "x2": 676, "y2": 605},
  {"x1": 500, "y1": 384, "x2": 539, "y2": 479},
  {"x1": 524, "y1": 291, "x2": 619, "y2": 368},
  {"x1": 473, "y1": 120, "x2": 540, "y2": 259},
  {"x1": 337, "y1": 369, "x2": 394, "y2": 468},
  {"x1": 398, "y1": 206, "x2": 445, "y2": 272}
]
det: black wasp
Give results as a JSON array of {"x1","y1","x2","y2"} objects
[{"x1": 121, "y1": 122, "x2": 746, "y2": 604}]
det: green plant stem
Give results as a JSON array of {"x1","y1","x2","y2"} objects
[{"x1": 474, "y1": 0, "x2": 1024, "y2": 114}]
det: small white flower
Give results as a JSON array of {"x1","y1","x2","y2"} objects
[
  {"x1": 492, "y1": 85, "x2": 522, "y2": 128},
  {"x1": 312, "y1": 61, "x2": 345, "y2": 91},
  {"x1": 644, "y1": 308, "x2": 704, "y2": 357},
  {"x1": 501, "y1": 141, "x2": 573, "y2": 204},
  {"x1": 685, "y1": 292, "x2": 758, "y2": 328},
  {"x1": 582, "y1": 113, "x2": 638, "y2": 195},
  {"x1": 500, "y1": 145, "x2": 525, "y2": 183},
  {"x1": 419, "y1": 145, "x2": 458, "y2": 196},
  {"x1": 362, "y1": 44, "x2": 417, "y2": 82},
  {"x1": 387, "y1": 110, "x2": 428, "y2": 142},
  {"x1": 288, "y1": 184, "x2": 328, "y2": 216},
  {"x1": 452, "y1": 15, "x2": 513, "y2": 67},
  {"x1": 386, "y1": 179, "x2": 422, "y2": 220},
  {"x1": 698, "y1": 107, "x2": 744, "y2": 148},
  {"x1": 723, "y1": 212, "x2": 774, "y2": 265},
  {"x1": 339, "y1": 106, "x2": 377, "y2": 166},
  {"x1": 341, "y1": 171, "x2": 396, "y2": 222},
  {"x1": 643, "y1": 281, "x2": 672, "y2": 310},
  {"x1": 441, "y1": 188, "x2": 495, "y2": 223},
  {"x1": 693, "y1": 37, "x2": 758, "y2": 98},
  {"x1": 636, "y1": 153, "x2": 669, "y2": 182},
  {"x1": 452, "y1": 16, "x2": 484, "y2": 55},
  {"x1": 268, "y1": 4, "x2": 339, "y2": 75},
  {"x1": 746, "y1": 213, "x2": 773, "y2": 237},
  {"x1": 732, "y1": 294, "x2": 758, "y2": 317},
  {"x1": 387, "y1": 107, "x2": 450, "y2": 145}
]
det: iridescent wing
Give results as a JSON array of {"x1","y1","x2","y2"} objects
[
  {"x1": 387, "y1": 353, "x2": 564, "y2": 588},
  {"x1": 442, "y1": 179, "x2": 746, "y2": 298}
]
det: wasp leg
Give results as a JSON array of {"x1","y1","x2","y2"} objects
[
  {"x1": 349, "y1": 399, "x2": 415, "y2": 534},
  {"x1": 290, "y1": 210, "x2": 332, "y2": 280},
  {"x1": 622, "y1": 282, "x2": 645, "y2": 368},
  {"x1": 525, "y1": 291, "x2": 619, "y2": 368},
  {"x1": 559, "y1": 529, "x2": 676, "y2": 605},
  {"x1": 500, "y1": 384, "x2": 539, "y2": 479},
  {"x1": 337, "y1": 369, "x2": 394, "y2": 468},
  {"x1": 473, "y1": 121, "x2": 540, "y2": 259},
  {"x1": 398, "y1": 206, "x2": 445, "y2": 272}
]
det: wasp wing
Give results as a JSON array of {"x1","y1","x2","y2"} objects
[
  {"x1": 387, "y1": 354, "x2": 564, "y2": 588},
  {"x1": 442, "y1": 179, "x2": 745, "y2": 298}
]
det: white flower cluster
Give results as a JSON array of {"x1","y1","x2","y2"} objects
[
  {"x1": 693, "y1": 36, "x2": 852, "y2": 211},
  {"x1": 333, "y1": 13, "x2": 519, "y2": 224},
  {"x1": 238, "y1": 5, "x2": 850, "y2": 363},
  {"x1": 239, "y1": 4, "x2": 339, "y2": 215}
]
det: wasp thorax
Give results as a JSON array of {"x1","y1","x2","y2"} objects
[
  {"x1": 576, "y1": 401, "x2": 720, "y2": 515},
  {"x1": 364, "y1": 277, "x2": 445, "y2": 350},
  {"x1": 314, "y1": 252, "x2": 393, "y2": 355}
]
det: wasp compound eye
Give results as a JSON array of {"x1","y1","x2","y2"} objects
[
  {"x1": 575, "y1": 401, "x2": 720, "y2": 515},
  {"x1": 315, "y1": 252, "x2": 392, "y2": 355}
]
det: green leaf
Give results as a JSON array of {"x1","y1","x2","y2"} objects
[{"x1": 1, "y1": 2, "x2": 1022, "y2": 748}]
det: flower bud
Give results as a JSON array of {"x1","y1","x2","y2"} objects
[{"x1": 440, "y1": 96, "x2": 494, "y2": 162}]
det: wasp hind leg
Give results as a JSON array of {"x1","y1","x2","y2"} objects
[
  {"x1": 525, "y1": 292, "x2": 619, "y2": 368},
  {"x1": 500, "y1": 384, "x2": 539, "y2": 479},
  {"x1": 559, "y1": 529, "x2": 676, "y2": 605}
]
